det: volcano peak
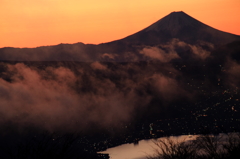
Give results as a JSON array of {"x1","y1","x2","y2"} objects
[
  {"x1": 145, "y1": 11, "x2": 203, "y2": 32},
  {"x1": 120, "y1": 11, "x2": 240, "y2": 45},
  {"x1": 170, "y1": 11, "x2": 185, "y2": 14}
]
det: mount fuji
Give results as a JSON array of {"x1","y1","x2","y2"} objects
[
  {"x1": 0, "y1": 11, "x2": 240, "y2": 61},
  {"x1": 115, "y1": 11, "x2": 240, "y2": 45}
]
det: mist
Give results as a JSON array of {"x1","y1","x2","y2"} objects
[
  {"x1": 0, "y1": 39, "x2": 239, "y2": 133},
  {"x1": 0, "y1": 58, "x2": 193, "y2": 133}
]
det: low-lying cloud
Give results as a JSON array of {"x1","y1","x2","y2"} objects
[
  {"x1": 140, "y1": 47, "x2": 179, "y2": 62},
  {"x1": 139, "y1": 39, "x2": 212, "y2": 62},
  {"x1": 0, "y1": 39, "x2": 238, "y2": 133},
  {"x1": 0, "y1": 60, "x2": 192, "y2": 132}
]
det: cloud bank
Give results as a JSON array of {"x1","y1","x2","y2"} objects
[{"x1": 0, "y1": 61, "x2": 189, "y2": 132}]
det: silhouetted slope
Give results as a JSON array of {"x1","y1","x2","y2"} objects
[
  {"x1": 119, "y1": 11, "x2": 240, "y2": 45},
  {"x1": 1, "y1": 11, "x2": 240, "y2": 61}
]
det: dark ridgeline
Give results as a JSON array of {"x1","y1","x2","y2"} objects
[
  {"x1": 118, "y1": 11, "x2": 240, "y2": 45},
  {"x1": 0, "y1": 11, "x2": 240, "y2": 61},
  {"x1": 0, "y1": 11, "x2": 240, "y2": 159}
]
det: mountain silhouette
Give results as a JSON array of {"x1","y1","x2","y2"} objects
[
  {"x1": 1, "y1": 11, "x2": 240, "y2": 61},
  {"x1": 116, "y1": 11, "x2": 240, "y2": 45}
]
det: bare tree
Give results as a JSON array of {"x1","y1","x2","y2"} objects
[{"x1": 147, "y1": 137, "x2": 197, "y2": 159}]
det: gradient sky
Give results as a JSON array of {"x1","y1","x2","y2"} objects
[{"x1": 1, "y1": 0, "x2": 240, "y2": 48}]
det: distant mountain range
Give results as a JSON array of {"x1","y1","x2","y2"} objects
[{"x1": 0, "y1": 11, "x2": 240, "y2": 61}]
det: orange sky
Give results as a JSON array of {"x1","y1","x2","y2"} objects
[{"x1": 0, "y1": 0, "x2": 240, "y2": 48}]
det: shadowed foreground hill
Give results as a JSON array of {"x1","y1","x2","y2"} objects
[{"x1": 0, "y1": 41, "x2": 239, "y2": 132}]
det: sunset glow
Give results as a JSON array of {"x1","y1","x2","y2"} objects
[{"x1": 1, "y1": 0, "x2": 240, "y2": 48}]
